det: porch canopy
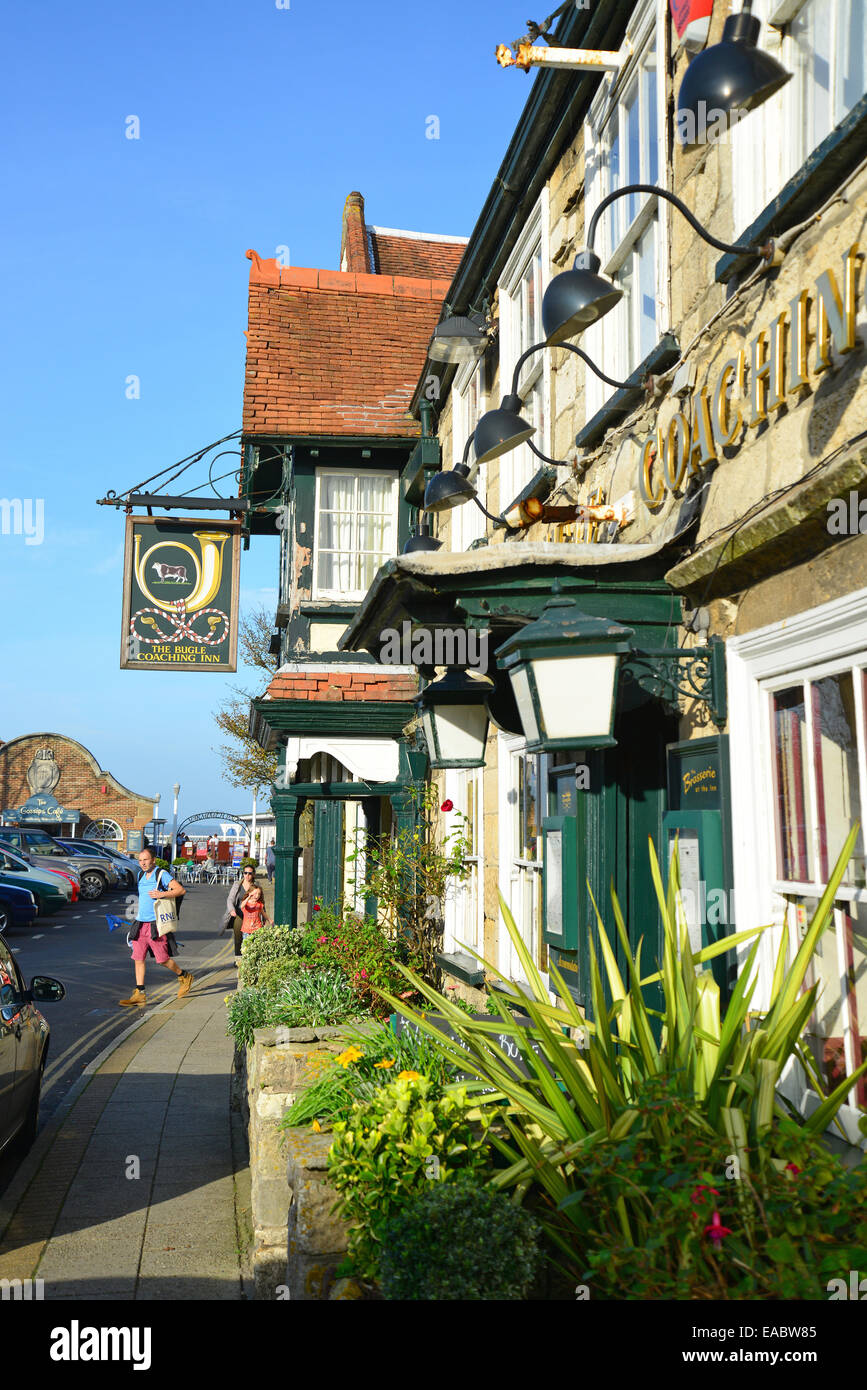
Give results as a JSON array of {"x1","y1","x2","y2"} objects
[{"x1": 338, "y1": 541, "x2": 684, "y2": 667}]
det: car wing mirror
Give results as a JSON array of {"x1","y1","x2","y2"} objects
[{"x1": 30, "y1": 976, "x2": 65, "y2": 1003}]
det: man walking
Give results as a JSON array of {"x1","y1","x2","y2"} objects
[
  {"x1": 119, "y1": 848, "x2": 192, "y2": 1007},
  {"x1": 265, "y1": 843, "x2": 275, "y2": 883},
  {"x1": 221, "y1": 864, "x2": 257, "y2": 958}
]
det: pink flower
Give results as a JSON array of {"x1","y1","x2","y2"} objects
[
  {"x1": 318, "y1": 936, "x2": 327, "y2": 944},
  {"x1": 703, "y1": 1211, "x2": 732, "y2": 1246},
  {"x1": 440, "y1": 799, "x2": 454, "y2": 813},
  {"x1": 360, "y1": 969, "x2": 368, "y2": 979},
  {"x1": 785, "y1": 1162, "x2": 801, "y2": 1175},
  {"x1": 690, "y1": 1185, "x2": 720, "y2": 1205}
]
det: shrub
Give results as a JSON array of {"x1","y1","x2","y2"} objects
[
  {"x1": 378, "y1": 1184, "x2": 540, "y2": 1301},
  {"x1": 556, "y1": 1074, "x2": 867, "y2": 1299},
  {"x1": 226, "y1": 968, "x2": 359, "y2": 1049},
  {"x1": 327, "y1": 1075, "x2": 494, "y2": 1281},
  {"x1": 299, "y1": 907, "x2": 422, "y2": 1016},
  {"x1": 238, "y1": 920, "x2": 313, "y2": 988},
  {"x1": 240, "y1": 856, "x2": 258, "y2": 869},
  {"x1": 381, "y1": 831, "x2": 867, "y2": 1283},
  {"x1": 281, "y1": 1023, "x2": 459, "y2": 1129},
  {"x1": 257, "y1": 955, "x2": 306, "y2": 994}
]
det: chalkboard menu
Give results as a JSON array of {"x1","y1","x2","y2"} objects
[{"x1": 391, "y1": 1008, "x2": 559, "y2": 1088}]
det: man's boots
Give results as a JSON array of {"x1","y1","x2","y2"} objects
[
  {"x1": 119, "y1": 987, "x2": 146, "y2": 1007},
  {"x1": 177, "y1": 971, "x2": 194, "y2": 998}
]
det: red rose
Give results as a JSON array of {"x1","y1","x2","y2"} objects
[
  {"x1": 440, "y1": 800, "x2": 453, "y2": 813},
  {"x1": 313, "y1": 904, "x2": 320, "y2": 913}
]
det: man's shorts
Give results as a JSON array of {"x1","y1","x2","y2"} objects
[{"x1": 130, "y1": 922, "x2": 171, "y2": 964}]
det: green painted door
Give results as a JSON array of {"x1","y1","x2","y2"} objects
[
  {"x1": 561, "y1": 699, "x2": 677, "y2": 1022},
  {"x1": 312, "y1": 801, "x2": 344, "y2": 912}
]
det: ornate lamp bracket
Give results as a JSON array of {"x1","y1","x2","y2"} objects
[{"x1": 622, "y1": 635, "x2": 727, "y2": 726}]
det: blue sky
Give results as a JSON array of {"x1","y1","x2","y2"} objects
[{"x1": 0, "y1": 0, "x2": 532, "y2": 822}]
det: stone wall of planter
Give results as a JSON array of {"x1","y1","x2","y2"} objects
[{"x1": 237, "y1": 1019, "x2": 378, "y2": 1299}]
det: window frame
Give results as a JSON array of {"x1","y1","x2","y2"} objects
[
  {"x1": 731, "y1": 0, "x2": 867, "y2": 235},
  {"x1": 728, "y1": 588, "x2": 867, "y2": 1142},
  {"x1": 312, "y1": 468, "x2": 399, "y2": 602},
  {"x1": 450, "y1": 357, "x2": 488, "y2": 552},
  {"x1": 442, "y1": 766, "x2": 484, "y2": 957},
  {"x1": 582, "y1": 0, "x2": 668, "y2": 421},
  {"x1": 497, "y1": 191, "x2": 551, "y2": 509},
  {"x1": 497, "y1": 731, "x2": 550, "y2": 987}
]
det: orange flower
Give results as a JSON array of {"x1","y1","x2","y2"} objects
[
  {"x1": 337, "y1": 1045, "x2": 363, "y2": 1067},
  {"x1": 398, "y1": 1069, "x2": 421, "y2": 1081},
  {"x1": 374, "y1": 1058, "x2": 395, "y2": 1070},
  {"x1": 312, "y1": 1119, "x2": 322, "y2": 1132}
]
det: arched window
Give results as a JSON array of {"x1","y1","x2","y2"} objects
[{"x1": 84, "y1": 818, "x2": 123, "y2": 844}]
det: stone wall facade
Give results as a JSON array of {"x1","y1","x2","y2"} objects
[{"x1": 239, "y1": 1019, "x2": 379, "y2": 1299}]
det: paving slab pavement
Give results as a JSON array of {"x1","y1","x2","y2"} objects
[{"x1": 0, "y1": 960, "x2": 252, "y2": 1301}]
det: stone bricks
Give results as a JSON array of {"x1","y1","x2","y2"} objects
[{"x1": 240, "y1": 1024, "x2": 362, "y2": 1299}]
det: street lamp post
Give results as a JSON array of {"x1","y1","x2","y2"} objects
[
  {"x1": 152, "y1": 793, "x2": 161, "y2": 854},
  {"x1": 170, "y1": 783, "x2": 180, "y2": 864}
]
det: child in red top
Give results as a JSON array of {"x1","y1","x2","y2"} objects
[{"x1": 241, "y1": 886, "x2": 270, "y2": 935}]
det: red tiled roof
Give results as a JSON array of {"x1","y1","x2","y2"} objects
[
  {"x1": 368, "y1": 230, "x2": 467, "y2": 280},
  {"x1": 242, "y1": 252, "x2": 452, "y2": 439}
]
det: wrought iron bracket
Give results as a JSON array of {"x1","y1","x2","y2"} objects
[{"x1": 621, "y1": 635, "x2": 727, "y2": 726}]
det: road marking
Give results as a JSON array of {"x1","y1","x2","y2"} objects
[
  {"x1": 53, "y1": 924, "x2": 63, "y2": 929},
  {"x1": 31, "y1": 934, "x2": 43, "y2": 940}
]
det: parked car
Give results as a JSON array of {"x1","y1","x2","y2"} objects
[
  {"x1": 0, "y1": 883, "x2": 40, "y2": 933},
  {"x1": 0, "y1": 829, "x2": 117, "y2": 900},
  {"x1": 67, "y1": 840, "x2": 138, "y2": 890},
  {"x1": 0, "y1": 847, "x2": 73, "y2": 914},
  {"x1": 0, "y1": 930, "x2": 64, "y2": 1155}
]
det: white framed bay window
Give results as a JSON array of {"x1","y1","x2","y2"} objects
[
  {"x1": 728, "y1": 590, "x2": 867, "y2": 1144},
  {"x1": 582, "y1": 0, "x2": 667, "y2": 421},
  {"x1": 314, "y1": 469, "x2": 398, "y2": 600},
  {"x1": 731, "y1": 0, "x2": 867, "y2": 234},
  {"x1": 497, "y1": 192, "x2": 551, "y2": 508}
]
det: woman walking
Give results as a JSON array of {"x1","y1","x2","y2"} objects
[{"x1": 220, "y1": 865, "x2": 257, "y2": 958}]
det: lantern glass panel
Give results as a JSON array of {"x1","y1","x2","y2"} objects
[
  {"x1": 533, "y1": 654, "x2": 619, "y2": 741},
  {"x1": 427, "y1": 703, "x2": 488, "y2": 765},
  {"x1": 509, "y1": 665, "x2": 541, "y2": 746}
]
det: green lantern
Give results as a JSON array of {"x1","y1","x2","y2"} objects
[
  {"x1": 495, "y1": 587, "x2": 634, "y2": 752},
  {"x1": 419, "y1": 669, "x2": 493, "y2": 769}
]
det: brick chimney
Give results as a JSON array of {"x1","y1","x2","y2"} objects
[{"x1": 340, "y1": 191, "x2": 371, "y2": 272}]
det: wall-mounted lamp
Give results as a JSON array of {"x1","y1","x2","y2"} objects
[
  {"x1": 419, "y1": 668, "x2": 493, "y2": 769},
  {"x1": 677, "y1": 1, "x2": 791, "y2": 148},
  {"x1": 542, "y1": 185, "x2": 777, "y2": 344},
  {"x1": 474, "y1": 341, "x2": 630, "y2": 465},
  {"x1": 402, "y1": 514, "x2": 442, "y2": 554},
  {"x1": 428, "y1": 311, "x2": 488, "y2": 364},
  {"x1": 495, "y1": 582, "x2": 727, "y2": 753},
  {"x1": 424, "y1": 431, "x2": 478, "y2": 515}
]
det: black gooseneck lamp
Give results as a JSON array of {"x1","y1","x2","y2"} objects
[
  {"x1": 542, "y1": 184, "x2": 776, "y2": 345},
  {"x1": 676, "y1": 0, "x2": 791, "y2": 149},
  {"x1": 473, "y1": 341, "x2": 631, "y2": 465},
  {"x1": 423, "y1": 431, "x2": 479, "y2": 515}
]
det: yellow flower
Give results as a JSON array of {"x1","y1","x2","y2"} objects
[
  {"x1": 398, "y1": 1069, "x2": 421, "y2": 1081},
  {"x1": 337, "y1": 1045, "x2": 364, "y2": 1068},
  {"x1": 374, "y1": 1058, "x2": 395, "y2": 1070},
  {"x1": 312, "y1": 1119, "x2": 322, "y2": 1132}
]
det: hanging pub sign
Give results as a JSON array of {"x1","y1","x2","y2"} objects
[{"x1": 120, "y1": 516, "x2": 240, "y2": 671}]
